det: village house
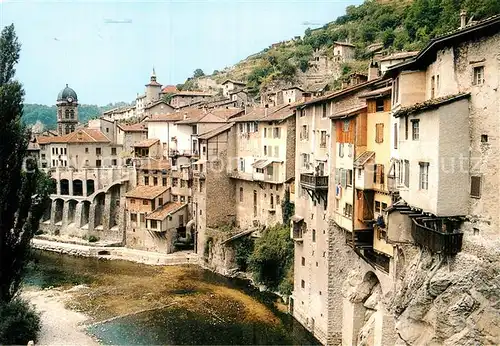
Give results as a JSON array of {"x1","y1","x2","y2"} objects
[
  {"x1": 221, "y1": 79, "x2": 246, "y2": 97},
  {"x1": 116, "y1": 122, "x2": 148, "y2": 158},
  {"x1": 170, "y1": 90, "x2": 214, "y2": 108},
  {"x1": 332, "y1": 41, "x2": 355, "y2": 62},
  {"x1": 102, "y1": 105, "x2": 136, "y2": 121},
  {"x1": 378, "y1": 51, "x2": 419, "y2": 74},
  {"x1": 143, "y1": 100, "x2": 175, "y2": 118},
  {"x1": 228, "y1": 105, "x2": 296, "y2": 231},
  {"x1": 383, "y1": 13, "x2": 500, "y2": 254}
]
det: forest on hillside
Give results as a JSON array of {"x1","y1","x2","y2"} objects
[
  {"x1": 22, "y1": 102, "x2": 129, "y2": 130},
  {"x1": 228, "y1": 0, "x2": 500, "y2": 94}
]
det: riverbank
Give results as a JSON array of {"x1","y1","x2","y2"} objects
[
  {"x1": 32, "y1": 238, "x2": 198, "y2": 266},
  {"x1": 22, "y1": 287, "x2": 99, "y2": 346}
]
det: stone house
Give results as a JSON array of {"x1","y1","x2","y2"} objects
[
  {"x1": 228, "y1": 105, "x2": 296, "y2": 231},
  {"x1": 221, "y1": 79, "x2": 246, "y2": 97},
  {"x1": 332, "y1": 41, "x2": 355, "y2": 62},
  {"x1": 384, "y1": 14, "x2": 500, "y2": 251},
  {"x1": 282, "y1": 86, "x2": 304, "y2": 104},
  {"x1": 228, "y1": 89, "x2": 249, "y2": 108},
  {"x1": 192, "y1": 123, "x2": 236, "y2": 256},
  {"x1": 170, "y1": 91, "x2": 214, "y2": 108},
  {"x1": 116, "y1": 122, "x2": 148, "y2": 158},
  {"x1": 378, "y1": 51, "x2": 419, "y2": 74},
  {"x1": 143, "y1": 100, "x2": 175, "y2": 118}
]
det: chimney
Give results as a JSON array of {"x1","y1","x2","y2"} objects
[
  {"x1": 368, "y1": 61, "x2": 380, "y2": 81},
  {"x1": 460, "y1": 10, "x2": 467, "y2": 29}
]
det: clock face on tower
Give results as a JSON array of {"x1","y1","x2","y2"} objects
[{"x1": 67, "y1": 97, "x2": 73, "y2": 103}]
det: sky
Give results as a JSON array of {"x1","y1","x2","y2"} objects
[{"x1": 0, "y1": 0, "x2": 361, "y2": 106}]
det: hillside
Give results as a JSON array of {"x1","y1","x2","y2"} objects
[
  {"x1": 22, "y1": 102, "x2": 129, "y2": 130},
  {"x1": 185, "y1": 0, "x2": 500, "y2": 94}
]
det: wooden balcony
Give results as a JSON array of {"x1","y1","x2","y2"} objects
[
  {"x1": 300, "y1": 173, "x2": 328, "y2": 191},
  {"x1": 411, "y1": 218, "x2": 463, "y2": 255}
]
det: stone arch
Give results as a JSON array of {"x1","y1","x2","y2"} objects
[
  {"x1": 93, "y1": 192, "x2": 105, "y2": 229},
  {"x1": 81, "y1": 201, "x2": 91, "y2": 228},
  {"x1": 67, "y1": 199, "x2": 78, "y2": 224},
  {"x1": 73, "y1": 179, "x2": 83, "y2": 196},
  {"x1": 54, "y1": 198, "x2": 64, "y2": 224},
  {"x1": 86, "y1": 179, "x2": 95, "y2": 196},
  {"x1": 60, "y1": 179, "x2": 70, "y2": 195}
]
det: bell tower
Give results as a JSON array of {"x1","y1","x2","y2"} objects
[{"x1": 56, "y1": 84, "x2": 79, "y2": 136}]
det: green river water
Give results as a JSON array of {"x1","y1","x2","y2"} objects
[{"x1": 25, "y1": 251, "x2": 320, "y2": 345}]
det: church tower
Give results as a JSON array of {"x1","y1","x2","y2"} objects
[
  {"x1": 56, "y1": 84, "x2": 78, "y2": 136},
  {"x1": 145, "y1": 68, "x2": 162, "y2": 105}
]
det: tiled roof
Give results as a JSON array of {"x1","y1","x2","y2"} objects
[
  {"x1": 330, "y1": 105, "x2": 367, "y2": 119},
  {"x1": 125, "y1": 185, "x2": 168, "y2": 199},
  {"x1": 233, "y1": 104, "x2": 286, "y2": 122},
  {"x1": 282, "y1": 85, "x2": 305, "y2": 92},
  {"x1": 36, "y1": 128, "x2": 111, "y2": 144},
  {"x1": 147, "y1": 107, "x2": 204, "y2": 122},
  {"x1": 393, "y1": 93, "x2": 470, "y2": 118},
  {"x1": 144, "y1": 100, "x2": 173, "y2": 110},
  {"x1": 197, "y1": 123, "x2": 234, "y2": 140},
  {"x1": 161, "y1": 85, "x2": 179, "y2": 93},
  {"x1": 118, "y1": 122, "x2": 148, "y2": 132},
  {"x1": 28, "y1": 142, "x2": 40, "y2": 151},
  {"x1": 354, "y1": 151, "x2": 375, "y2": 168},
  {"x1": 146, "y1": 202, "x2": 186, "y2": 221},
  {"x1": 296, "y1": 79, "x2": 382, "y2": 107},
  {"x1": 358, "y1": 86, "x2": 392, "y2": 99},
  {"x1": 262, "y1": 105, "x2": 294, "y2": 121},
  {"x1": 173, "y1": 91, "x2": 214, "y2": 97},
  {"x1": 146, "y1": 81, "x2": 161, "y2": 87},
  {"x1": 133, "y1": 138, "x2": 160, "y2": 147},
  {"x1": 379, "y1": 51, "x2": 419, "y2": 62},
  {"x1": 211, "y1": 107, "x2": 244, "y2": 120},
  {"x1": 334, "y1": 41, "x2": 355, "y2": 47},
  {"x1": 221, "y1": 79, "x2": 246, "y2": 86}
]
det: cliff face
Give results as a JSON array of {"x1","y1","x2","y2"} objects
[{"x1": 389, "y1": 246, "x2": 500, "y2": 345}]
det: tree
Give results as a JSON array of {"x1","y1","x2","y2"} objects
[
  {"x1": 193, "y1": 68, "x2": 205, "y2": 78},
  {"x1": 0, "y1": 24, "x2": 50, "y2": 305},
  {"x1": 162, "y1": 92, "x2": 174, "y2": 104}
]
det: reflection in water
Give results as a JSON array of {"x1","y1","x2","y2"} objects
[{"x1": 25, "y1": 251, "x2": 320, "y2": 345}]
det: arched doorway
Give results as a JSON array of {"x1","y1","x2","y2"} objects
[
  {"x1": 60, "y1": 179, "x2": 69, "y2": 195},
  {"x1": 73, "y1": 179, "x2": 83, "y2": 196},
  {"x1": 86, "y1": 179, "x2": 95, "y2": 196},
  {"x1": 81, "y1": 201, "x2": 91, "y2": 228},
  {"x1": 54, "y1": 199, "x2": 64, "y2": 224}
]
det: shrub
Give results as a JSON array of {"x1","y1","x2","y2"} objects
[
  {"x1": 234, "y1": 237, "x2": 254, "y2": 271},
  {"x1": 88, "y1": 235, "x2": 99, "y2": 243},
  {"x1": 0, "y1": 299, "x2": 41, "y2": 345}
]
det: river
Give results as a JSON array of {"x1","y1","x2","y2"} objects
[{"x1": 24, "y1": 251, "x2": 320, "y2": 345}]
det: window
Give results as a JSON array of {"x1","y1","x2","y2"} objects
[
  {"x1": 264, "y1": 146, "x2": 267, "y2": 156},
  {"x1": 302, "y1": 153, "x2": 309, "y2": 168},
  {"x1": 172, "y1": 195, "x2": 178, "y2": 202},
  {"x1": 394, "y1": 123, "x2": 398, "y2": 149},
  {"x1": 96, "y1": 148, "x2": 102, "y2": 155},
  {"x1": 436, "y1": 75, "x2": 440, "y2": 92},
  {"x1": 419, "y1": 162, "x2": 429, "y2": 190},
  {"x1": 150, "y1": 220, "x2": 158, "y2": 229},
  {"x1": 267, "y1": 165, "x2": 274, "y2": 177},
  {"x1": 264, "y1": 128, "x2": 267, "y2": 138},
  {"x1": 55, "y1": 147, "x2": 59, "y2": 155},
  {"x1": 144, "y1": 176, "x2": 149, "y2": 185},
  {"x1": 375, "y1": 123, "x2": 384, "y2": 143},
  {"x1": 473, "y1": 66, "x2": 484, "y2": 85},
  {"x1": 85, "y1": 147, "x2": 89, "y2": 154},
  {"x1": 64, "y1": 148, "x2": 67, "y2": 155},
  {"x1": 276, "y1": 194, "x2": 280, "y2": 205},
  {"x1": 158, "y1": 197, "x2": 163, "y2": 206},
  {"x1": 239, "y1": 158, "x2": 245, "y2": 171},
  {"x1": 140, "y1": 214, "x2": 145, "y2": 224},
  {"x1": 200, "y1": 180, "x2": 204, "y2": 192},
  {"x1": 41, "y1": 153, "x2": 46, "y2": 159},
  {"x1": 404, "y1": 160, "x2": 410, "y2": 188},
  {"x1": 373, "y1": 164, "x2": 385, "y2": 185},
  {"x1": 96, "y1": 159, "x2": 102, "y2": 167},
  {"x1": 347, "y1": 169, "x2": 353, "y2": 186},
  {"x1": 312, "y1": 229, "x2": 316, "y2": 242},
  {"x1": 300, "y1": 125, "x2": 308, "y2": 140},
  {"x1": 162, "y1": 177, "x2": 167, "y2": 186},
  {"x1": 375, "y1": 201, "x2": 381, "y2": 213},
  {"x1": 179, "y1": 215, "x2": 184, "y2": 226},
  {"x1": 240, "y1": 187, "x2": 243, "y2": 202},
  {"x1": 343, "y1": 120, "x2": 350, "y2": 132},
  {"x1": 431, "y1": 75, "x2": 435, "y2": 99},
  {"x1": 322, "y1": 103, "x2": 327, "y2": 117},
  {"x1": 273, "y1": 127, "x2": 280, "y2": 138},
  {"x1": 376, "y1": 98, "x2": 384, "y2": 112},
  {"x1": 180, "y1": 180, "x2": 186, "y2": 188},
  {"x1": 301, "y1": 257, "x2": 305, "y2": 266},
  {"x1": 111, "y1": 147, "x2": 117, "y2": 155},
  {"x1": 320, "y1": 131, "x2": 327, "y2": 148},
  {"x1": 301, "y1": 280, "x2": 305, "y2": 289},
  {"x1": 411, "y1": 120, "x2": 419, "y2": 140},
  {"x1": 481, "y1": 134, "x2": 488, "y2": 143},
  {"x1": 393, "y1": 77, "x2": 399, "y2": 105},
  {"x1": 405, "y1": 116, "x2": 409, "y2": 140},
  {"x1": 274, "y1": 146, "x2": 279, "y2": 157},
  {"x1": 339, "y1": 143, "x2": 344, "y2": 158},
  {"x1": 344, "y1": 203, "x2": 353, "y2": 218},
  {"x1": 471, "y1": 176, "x2": 481, "y2": 198},
  {"x1": 130, "y1": 213, "x2": 137, "y2": 222},
  {"x1": 270, "y1": 194, "x2": 274, "y2": 209},
  {"x1": 153, "y1": 177, "x2": 158, "y2": 186},
  {"x1": 111, "y1": 159, "x2": 117, "y2": 166},
  {"x1": 172, "y1": 178, "x2": 178, "y2": 187},
  {"x1": 180, "y1": 196, "x2": 185, "y2": 203}
]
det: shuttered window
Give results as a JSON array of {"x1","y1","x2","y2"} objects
[
  {"x1": 404, "y1": 160, "x2": 410, "y2": 188},
  {"x1": 375, "y1": 123, "x2": 384, "y2": 143},
  {"x1": 471, "y1": 176, "x2": 481, "y2": 198}
]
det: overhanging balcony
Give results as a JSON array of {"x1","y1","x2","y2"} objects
[
  {"x1": 300, "y1": 173, "x2": 328, "y2": 191},
  {"x1": 410, "y1": 218, "x2": 463, "y2": 255}
]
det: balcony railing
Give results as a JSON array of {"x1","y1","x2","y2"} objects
[
  {"x1": 411, "y1": 219, "x2": 463, "y2": 255},
  {"x1": 300, "y1": 173, "x2": 328, "y2": 190}
]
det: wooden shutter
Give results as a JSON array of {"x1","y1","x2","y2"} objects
[
  {"x1": 471, "y1": 176, "x2": 481, "y2": 198},
  {"x1": 376, "y1": 123, "x2": 384, "y2": 143},
  {"x1": 341, "y1": 169, "x2": 347, "y2": 187}
]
